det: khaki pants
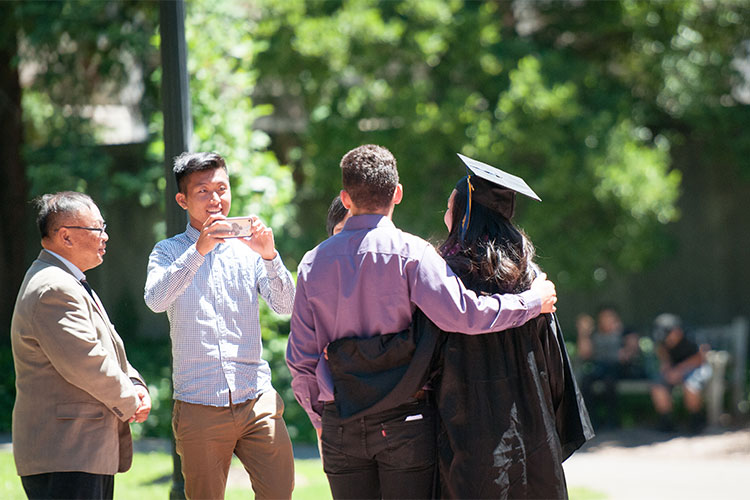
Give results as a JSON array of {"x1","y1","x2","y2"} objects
[{"x1": 173, "y1": 389, "x2": 294, "y2": 499}]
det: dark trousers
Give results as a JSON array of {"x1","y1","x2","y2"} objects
[
  {"x1": 321, "y1": 398, "x2": 436, "y2": 500},
  {"x1": 21, "y1": 472, "x2": 114, "y2": 500}
]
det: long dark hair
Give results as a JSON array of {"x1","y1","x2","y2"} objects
[{"x1": 438, "y1": 181, "x2": 537, "y2": 294}]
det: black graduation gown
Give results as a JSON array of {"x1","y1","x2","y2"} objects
[{"x1": 435, "y1": 312, "x2": 593, "y2": 499}]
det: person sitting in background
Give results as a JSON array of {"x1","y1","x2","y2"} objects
[
  {"x1": 575, "y1": 312, "x2": 595, "y2": 343},
  {"x1": 326, "y1": 195, "x2": 350, "y2": 237},
  {"x1": 577, "y1": 305, "x2": 643, "y2": 429},
  {"x1": 650, "y1": 313, "x2": 711, "y2": 434}
]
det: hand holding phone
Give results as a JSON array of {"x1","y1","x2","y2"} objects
[{"x1": 219, "y1": 216, "x2": 254, "y2": 238}]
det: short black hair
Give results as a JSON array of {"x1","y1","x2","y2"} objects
[
  {"x1": 326, "y1": 195, "x2": 348, "y2": 236},
  {"x1": 173, "y1": 152, "x2": 228, "y2": 194},
  {"x1": 340, "y1": 144, "x2": 398, "y2": 212},
  {"x1": 34, "y1": 191, "x2": 95, "y2": 238}
]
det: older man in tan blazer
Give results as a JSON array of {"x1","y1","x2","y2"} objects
[{"x1": 11, "y1": 191, "x2": 151, "y2": 499}]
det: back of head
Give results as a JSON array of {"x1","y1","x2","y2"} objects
[
  {"x1": 173, "y1": 151, "x2": 227, "y2": 194},
  {"x1": 35, "y1": 191, "x2": 95, "y2": 239},
  {"x1": 596, "y1": 305, "x2": 623, "y2": 334},
  {"x1": 326, "y1": 195, "x2": 349, "y2": 237},
  {"x1": 440, "y1": 180, "x2": 536, "y2": 294},
  {"x1": 652, "y1": 313, "x2": 682, "y2": 343},
  {"x1": 340, "y1": 144, "x2": 399, "y2": 212}
]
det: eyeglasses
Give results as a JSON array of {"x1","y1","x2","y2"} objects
[{"x1": 59, "y1": 223, "x2": 107, "y2": 236}]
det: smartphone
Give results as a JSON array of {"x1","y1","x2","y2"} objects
[{"x1": 217, "y1": 216, "x2": 253, "y2": 238}]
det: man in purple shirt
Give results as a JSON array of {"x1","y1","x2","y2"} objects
[{"x1": 287, "y1": 144, "x2": 557, "y2": 499}]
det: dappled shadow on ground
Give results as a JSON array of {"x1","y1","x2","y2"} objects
[
  {"x1": 564, "y1": 426, "x2": 750, "y2": 499},
  {"x1": 577, "y1": 424, "x2": 749, "y2": 451},
  {"x1": 146, "y1": 474, "x2": 172, "y2": 485},
  {"x1": 579, "y1": 427, "x2": 678, "y2": 450}
]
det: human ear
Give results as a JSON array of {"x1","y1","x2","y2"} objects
[
  {"x1": 340, "y1": 190, "x2": 353, "y2": 210},
  {"x1": 392, "y1": 183, "x2": 403, "y2": 205},
  {"x1": 175, "y1": 192, "x2": 188, "y2": 210},
  {"x1": 58, "y1": 228, "x2": 74, "y2": 247}
]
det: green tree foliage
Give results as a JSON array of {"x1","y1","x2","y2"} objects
[
  {"x1": 4, "y1": 0, "x2": 749, "y2": 442},
  {"x1": 181, "y1": 0, "x2": 295, "y2": 230},
  {"x1": 16, "y1": 0, "x2": 296, "y2": 231},
  {"x1": 249, "y1": 0, "x2": 748, "y2": 292},
  {"x1": 1, "y1": 0, "x2": 298, "y2": 438},
  {"x1": 17, "y1": 0, "x2": 162, "y2": 202},
  {"x1": 0, "y1": 0, "x2": 163, "y2": 433}
]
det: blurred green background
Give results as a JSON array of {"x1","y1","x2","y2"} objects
[{"x1": 1, "y1": 0, "x2": 749, "y2": 447}]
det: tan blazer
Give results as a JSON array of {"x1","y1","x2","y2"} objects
[{"x1": 10, "y1": 250, "x2": 145, "y2": 476}]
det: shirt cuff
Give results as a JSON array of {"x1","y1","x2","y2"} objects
[
  {"x1": 310, "y1": 412, "x2": 322, "y2": 430},
  {"x1": 263, "y1": 253, "x2": 284, "y2": 278},
  {"x1": 519, "y1": 288, "x2": 543, "y2": 318}
]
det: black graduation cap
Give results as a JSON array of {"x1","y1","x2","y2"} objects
[{"x1": 456, "y1": 153, "x2": 541, "y2": 222}]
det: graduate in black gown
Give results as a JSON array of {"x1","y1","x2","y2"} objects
[
  {"x1": 326, "y1": 155, "x2": 593, "y2": 499},
  {"x1": 434, "y1": 155, "x2": 593, "y2": 499}
]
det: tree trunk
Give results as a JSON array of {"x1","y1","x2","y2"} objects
[{"x1": 0, "y1": 4, "x2": 28, "y2": 341}]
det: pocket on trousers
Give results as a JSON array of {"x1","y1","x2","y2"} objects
[
  {"x1": 172, "y1": 400, "x2": 183, "y2": 436},
  {"x1": 275, "y1": 391, "x2": 285, "y2": 412},
  {"x1": 321, "y1": 408, "x2": 349, "y2": 474},
  {"x1": 56, "y1": 402, "x2": 105, "y2": 420},
  {"x1": 380, "y1": 404, "x2": 436, "y2": 469}
]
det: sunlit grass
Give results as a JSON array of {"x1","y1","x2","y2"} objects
[
  {"x1": 0, "y1": 448, "x2": 603, "y2": 499},
  {"x1": 0, "y1": 448, "x2": 332, "y2": 500}
]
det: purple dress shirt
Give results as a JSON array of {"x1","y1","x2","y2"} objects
[{"x1": 286, "y1": 214, "x2": 542, "y2": 428}]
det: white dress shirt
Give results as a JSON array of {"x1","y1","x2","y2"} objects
[{"x1": 145, "y1": 224, "x2": 295, "y2": 406}]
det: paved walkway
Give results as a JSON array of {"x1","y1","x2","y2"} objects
[{"x1": 563, "y1": 427, "x2": 750, "y2": 499}]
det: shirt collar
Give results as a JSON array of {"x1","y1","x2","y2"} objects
[
  {"x1": 341, "y1": 214, "x2": 395, "y2": 232},
  {"x1": 45, "y1": 249, "x2": 86, "y2": 281}
]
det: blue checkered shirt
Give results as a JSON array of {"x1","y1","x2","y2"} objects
[{"x1": 144, "y1": 223, "x2": 295, "y2": 406}]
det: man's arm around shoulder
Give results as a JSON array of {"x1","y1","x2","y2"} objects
[{"x1": 411, "y1": 245, "x2": 557, "y2": 334}]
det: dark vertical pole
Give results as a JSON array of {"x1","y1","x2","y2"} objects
[
  {"x1": 0, "y1": 3, "x2": 28, "y2": 338},
  {"x1": 160, "y1": 0, "x2": 192, "y2": 237},
  {"x1": 159, "y1": 1, "x2": 191, "y2": 499}
]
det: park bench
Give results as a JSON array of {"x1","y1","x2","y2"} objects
[
  {"x1": 694, "y1": 316, "x2": 748, "y2": 427},
  {"x1": 585, "y1": 316, "x2": 748, "y2": 427}
]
